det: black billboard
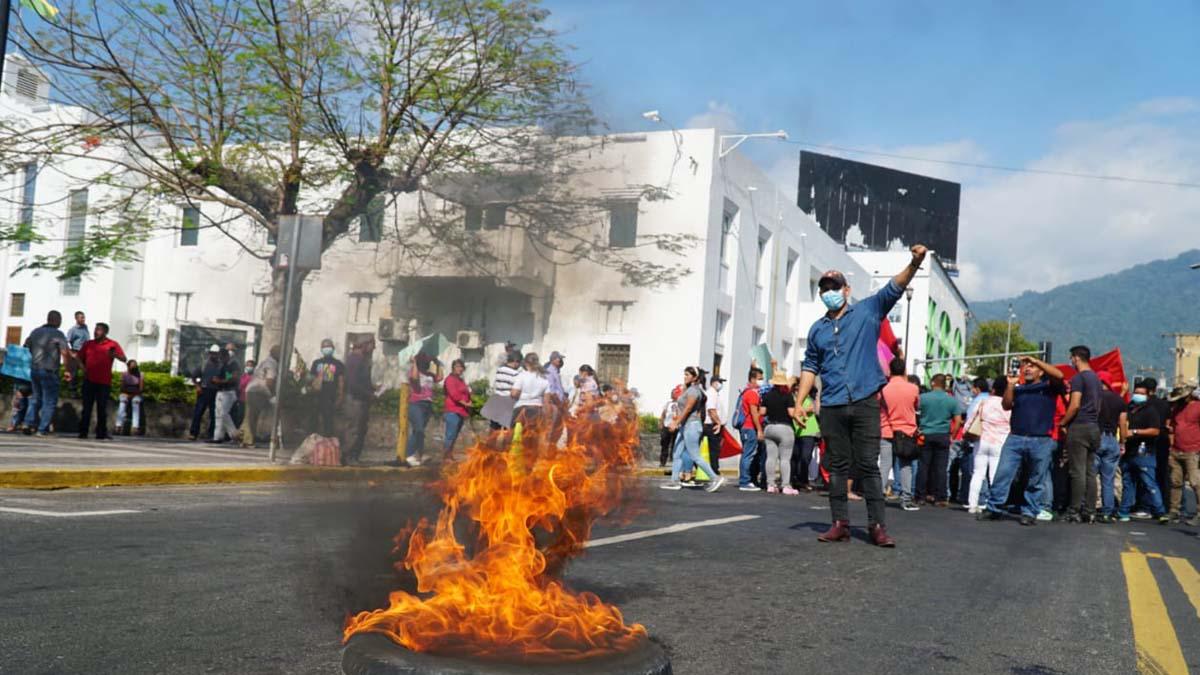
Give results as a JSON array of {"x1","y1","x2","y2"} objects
[{"x1": 797, "y1": 151, "x2": 961, "y2": 263}]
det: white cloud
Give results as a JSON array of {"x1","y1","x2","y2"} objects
[
  {"x1": 1129, "y1": 97, "x2": 1200, "y2": 118},
  {"x1": 960, "y1": 105, "x2": 1200, "y2": 300},
  {"x1": 684, "y1": 101, "x2": 739, "y2": 132}
]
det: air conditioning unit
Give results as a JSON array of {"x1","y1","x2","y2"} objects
[
  {"x1": 456, "y1": 330, "x2": 483, "y2": 350},
  {"x1": 133, "y1": 318, "x2": 158, "y2": 337},
  {"x1": 378, "y1": 317, "x2": 402, "y2": 341}
]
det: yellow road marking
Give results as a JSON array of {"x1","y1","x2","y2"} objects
[
  {"x1": 1164, "y1": 556, "x2": 1200, "y2": 623},
  {"x1": 1120, "y1": 550, "x2": 1188, "y2": 675}
]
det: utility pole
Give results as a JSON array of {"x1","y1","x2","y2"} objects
[{"x1": 1004, "y1": 304, "x2": 1015, "y2": 372}]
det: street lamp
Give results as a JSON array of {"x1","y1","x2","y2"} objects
[
  {"x1": 904, "y1": 286, "x2": 914, "y2": 372},
  {"x1": 1004, "y1": 304, "x2": 1016, "y2": 372},
  {"x1": 719, "y1": 130, "x2": 789, "y2": 158},
  {"x1": 1190, "y1": 262, "x2": 1200, "y2": 270}
]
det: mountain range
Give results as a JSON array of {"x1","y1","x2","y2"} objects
[{"x1": 971, "y1": 249, "x2": 1200, "y2": 381}]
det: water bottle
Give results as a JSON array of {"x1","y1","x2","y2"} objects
[{"x1": 1137, "y1": 442, "x2": 1147, "y2": 456}]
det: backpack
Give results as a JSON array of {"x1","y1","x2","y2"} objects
[{"x1": 731, "y1": 388, "x2": 749, "y2": 428}]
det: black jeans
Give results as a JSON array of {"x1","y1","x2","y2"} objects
[
  {"x1": 315, "y1": 395, "x2": 338, "y2": 438},
  {"x1": 1066, "y1": 423, "x2": 1101, "y2": 516},
  {"x1": 702, "y1": 423, "x2": 722, "y2": 471},
  {"x1": 917, "y1": 433, "x2": 951, "y2": 501},
  {"x1": 792, "y1": 435, "x2": 817, "y2": 487},
  {"x1": 343, "y1": 396, "x2": 371, "y2": 463},
  {"x1": 80, "y1": 380, "x2": 111, "y2": 439},
  {"x1": 659, "y1": 427, "x2": 677, "y2": 466},
  {"x1": 190, "y1": 388, "x2": 217, "y2": 438},
  {"x1": 819, "y1": 397, "x2": 885, "y2": 526}
]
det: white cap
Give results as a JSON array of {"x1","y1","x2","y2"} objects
[{"x1": 208, "y1": 344, "x2": 221, "y2": 353}]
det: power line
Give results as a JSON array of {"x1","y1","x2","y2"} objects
[{"x1": 783, "y1": 139, "x2": 1200, "y2": 190}]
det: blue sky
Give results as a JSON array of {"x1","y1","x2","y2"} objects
[{"x1": 544, "y1": 0, "x2": 1200, "y2": 300}]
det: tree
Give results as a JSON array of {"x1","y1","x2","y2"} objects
[
  {"x1": 966, "y1": 320, "x2": 1040, "y2": 379},
  {"x1": 3, "y1": 0, "x2": 691, "y2": 353}
]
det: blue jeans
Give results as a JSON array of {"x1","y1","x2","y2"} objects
[
  {"x1": 739, "y1": 427, "x2": 759, "y2": 487},
  {"x1": 951, "y1": 440, "x2": 974, "y2": 503},
  {"x1": 405, "y1": 400, "x2": 433, "y2": 458},
  {"x1": 1094, "y1": 433, "x2": 1120, "y2": 515},
  {"x1": 985, "y1": 435, "x2": 1056, "y2": 518},
  {"x1": 443, "y1": 412, "x2": 465, "y2": 453},
  {"x1": 1119, "y1": 448, "x2": 1164, "y2": 517},
  {"x1": 672, "y1": 420, "x2": 718, "y2": 483},
  {"x1": 24, "y1": 368, "x2": 60, "y2": 433}
]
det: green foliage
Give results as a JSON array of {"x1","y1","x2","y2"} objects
[
  {"x1": 135, "y1": 360, "x2": 173, "y2": 374},
  {"x1": 639, "y1": 414, "x2": 660, "y2": 435},
  {"x1": 104, "y1": 371, "x2": 196, "y2": 404},
  {"x1": 966, "y1": 320, "x2": 1039, "y2": 379}
]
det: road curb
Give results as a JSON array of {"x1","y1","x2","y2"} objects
[{"x1": 0, "y1": 465, "x2": 418, "y2": 490}]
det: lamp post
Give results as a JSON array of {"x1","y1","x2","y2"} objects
[
  {"x1": 1004, "y1": 304, "x2": 1016, "y2": 373},
  {"x1": 903, "y1": 286, "x2": 914, "y2": 372}
]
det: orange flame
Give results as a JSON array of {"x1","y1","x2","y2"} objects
[{"x1": 343, "y1": 399, "x2": 648, "y2": 661}]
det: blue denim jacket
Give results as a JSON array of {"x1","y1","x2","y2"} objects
[{"x1": 802, "y1": 280, "x2": 904, "y2": 407}]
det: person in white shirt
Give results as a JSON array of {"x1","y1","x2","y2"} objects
[
  {"x1": 509, "y1": 352, "x2": 551, "y2": 427},
  {"x1": 700, "y1": 376, "x2": 727, "y2": 474},
  {"x1": 490, "y1": 351, "x2": 522, "y2": 430}
]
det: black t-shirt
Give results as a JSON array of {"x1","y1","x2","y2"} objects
[
  {"x1": 199, "y1": 359, "x2": 224, "y2": 391},
  {"x1": 219, "y1": 359, "x2": 240, "y2": 391},
  {"x1": 761, "y1": 387, "x2": 794, "y2": 426},
  {"x1": 1068, "y1": 370, "x2": 1101, "y2": 427},
  {"x1": 1125, "y1": 403, "x2": 1162, "y2": 454},
  {"x1": 1098, "y1": 390, "x2": 1126, "y2": 435},
  {"x1": 1149, "y1": 396, "x2": 1172, "y2": 451},
  {"x1": 310, "y1": 356, "x2": 346, "y2": 400}
]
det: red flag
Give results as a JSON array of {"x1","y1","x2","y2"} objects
[
  {"x1": 719, "y1": 425, "x2": 742, "y2": 458},
  {"x1": 1056, "y1": 348, "x2": 1129, "y2": 400}
]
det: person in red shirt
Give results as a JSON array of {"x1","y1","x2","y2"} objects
[
  {"x1": 442, "y1": 359, "x2": 472, "y2": 460},
  {"x1": 1166, "y1": 385, "x2": 1200, "y2": 525},
  {"x1": 77, "y1": 322, "x2": 127, "y2": 440},
  {"x1": 737, "y1": 367, "x2": 765, "y2": 490},
  {"x1": 879, "y1": 358, "x2": 920, "y2": 511}
]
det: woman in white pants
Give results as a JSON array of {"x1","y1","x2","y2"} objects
[
  {"x1": 760, "y1": 370, "x2": 798, "y2": 494},
  {"x1": 966, "y1": 377, "x2": 1012, "y2": 513}
]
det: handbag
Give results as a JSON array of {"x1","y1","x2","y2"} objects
[
  {"x1": 965, "y1": 411, "x2": 983, "y2": 440},
  {"x1": 892, "y1": 430, "x2": 919, "y2": 460}
]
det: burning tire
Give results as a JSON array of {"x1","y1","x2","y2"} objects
[{"x1": 342, "y1": 633, "x2": 672, "y2": 675}]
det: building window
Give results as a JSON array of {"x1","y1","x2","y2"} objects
[
  {"x1": 464, "y1": 204, "x2": 506, "y2": 232},
  {"x1": 598, "y1": 300, "x2": 633, "y2": 334},
  {"x1": 180, "y1": 206, "x2": 200, "y2": 246},
  {"x1": 359, "y1": 194, "x2": 385, "y2": 243},
  {"x1": 252, "y1": 291, "x2": 269, "y2": 322},
  {"x1": 719, "y1": 208, "x2": 734, "y2": 264},
  {"x1": 714, "y1": 310, "x2": 729, "y2": 348},
  {"x1": 60, "y1": 189, "x2": 88, "y2": 296},
  {"x1": 752, "y1": 327, "x2": 764, "y2": 347},
  {"x1": 596, "y1": 343, "x2": 631, "y2": 386},
  {"x1": 17, "y1": 162, "x2": 36, "y2": 252},
  {"x1": 782, "y1": 340, "x2": 793, "y2": 370},
  {"x1": 608, "y1": 202, "x2": 638, "y2": 248},
  {"x1": 9, "y1": 293, "x2": 25, "y2": 317},
  {"x1": 785, "y1": 249, "x2": 798, "y2": 297},
  {"x1": 168, "y1": 292, "x2": 192, "y2": 321},
  {"x1": 15, "y1": 67, "x2": 40, "y2": 100},
  {"x1": 348, "y1": 292, "x2": 378, "y2": 325},
  {"x1": 5, "y1": 326, "x2": 21, "y2": 346}
]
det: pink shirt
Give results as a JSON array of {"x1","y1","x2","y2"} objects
[
  {"x1": 443, "y1": 374, "x2": 471, "y2": 417},
  {"x1": 972, "y1": 396, "x2": 1012, "y2": 447},
  {"x1": 409, "y1": 365, "x2": 441, "y2": 403},
  {"x1": 880, "y1": 377, "x2": 919, "y2": 439}
]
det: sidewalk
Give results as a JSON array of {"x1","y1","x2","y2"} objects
[{"x1": 0, "y1": 433, "x2": 410, "y2": 489}]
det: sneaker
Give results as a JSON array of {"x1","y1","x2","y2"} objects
[
  {"x1": 35, "y1": 431, "x2": 49, "y2": 437},
  {"x1": 705, "y1": 476, "x2": 725, "y2": 493},
  {"x1": 1019, "y1": 515, "x2": 1036, "y2": 526},
  {"x1": 1095, "y1": 514, "x2": 1114, "y2": 524},
  {"x1": 405, "y1": 456, "x2": 422, "y2": 467},
  {"x1": 782, "y1": 487, "x2": 800, "y2": 496},
  {"x1": 680, "y1": 479, "x2": 698, "y2": 487},
  {"x1": 1131, "y1": 511, "x2": 1151, "y2": 520},
  {"x1": 901, "y1": 500, "x2": 920, "y2": 512},
  {"x1": 660, "y1": 482, "x2": 682, "y2": 490},
  {"x1": 1157, "y1": 514, "x2": 1172, "y2": 525},
  {"x1": 739, "y1": 485, "x2": 762, "y2": 492},
  {"x1": 1117, "y1": 515, "x2": 1131, "y2": 523},
  {"x1": 967, "y1": 506, "x2": 980, "y2": 514},
  {"x1": 976, "y1": 509, "x2": 1003, "y2": 521},
  {"x1": 767, "y1": 485, "x2": 779, "y2": 494},
  {"x1": 1036, "y1": 510, "x2": 1054, "y2": 522}
]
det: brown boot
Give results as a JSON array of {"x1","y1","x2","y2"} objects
[
  {"x1": 869, "y1": 523, "x2": 896, "y2": 547},
  {"x1": 817, "y1": 520, "x2": 851, "y2": 542}
]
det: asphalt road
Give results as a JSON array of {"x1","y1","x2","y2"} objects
[{"x1": 1, "y1": 478, "x2": 1198, "y2": 674}]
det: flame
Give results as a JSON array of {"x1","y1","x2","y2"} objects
[{"x1": 343, "y1": 398, "x2": 648, "y2": 661}]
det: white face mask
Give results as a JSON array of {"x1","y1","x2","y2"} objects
[{"x1": 713, "y1": 382, "x2": 723, "y2": 391}]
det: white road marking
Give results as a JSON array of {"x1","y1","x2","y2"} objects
[
  {"x1": 585, "y1": 515, "x2": 760, "y2": 548},
  {"x1": 0, "y1": 507, "x2": 140, "y2": 518},
  {"x1": 1130, "y1": 531, "x2": 1146, "y2": 536}
]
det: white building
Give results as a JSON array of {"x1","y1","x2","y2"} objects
[
  {"x1": 0, "y1": 59, "x2": 884, "y2": 415},
  {"x1": 848, "y1": 250, "x2": 970, "y2": 379}
]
